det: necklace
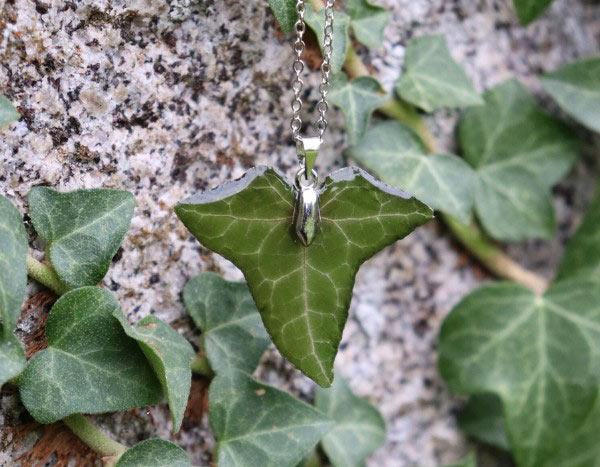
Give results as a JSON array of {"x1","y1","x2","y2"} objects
[{"x1": 176, "y1": 3, "x2": 432, "y2": 387}]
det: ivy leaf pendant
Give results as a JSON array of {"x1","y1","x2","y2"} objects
[{"x1": 176, "y1": 166, "x2": 432, "y2": 387}]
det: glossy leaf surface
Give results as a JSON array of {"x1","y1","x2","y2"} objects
[
  {"x1": 439, "y1": 280, "x2": 600, "y2": 466},
  {"x1": 540, "y1": 58, "x2": 600, "y2": 133},
  {"x1": 0, "y1": 195, "x2": 27, "y2": 385},
  {"x1": 395, "y1": 35, "x2": 482, "y2": 112},
  {"x1": 176, "y1": 167, "x2": 432, "y2": 387},
  {"x1": 458, "y1": 393, "x2": 509, "y2": 451},
  {"x1": 348, "y1": 121, "x2": 475, "y2": 224},
  {"x1": 115, "y1": 314, "x2": 194, "y2": 433},
  {"x1": 329, "y1": 74, "x2": 387, "y2": 145},
  {"x1": 19, "y1": 287, "x2": 163, "y2": 423},
  {"x1": 210, "y1": 369, "x2": 331, "y2": 467},
  {"x1": 29, "y1": 187, "x2": 135, "y2": 289},
  {"x1": 116, "y1": 439, "x2": 190, "y2": 467},
  {"x1": 315, "y1": 375, "x2": 386, "y2": 466},
  {"x1": 184, "y1": 272, "x2": 270, "y2": 374},
  {"x1": 459, "y1": 79, "x2": 579, "y2": 241}
]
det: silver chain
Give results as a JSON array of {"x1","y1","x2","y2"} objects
[{"x1": 290, "y1": 0, "x2": 335, "y2": 143}]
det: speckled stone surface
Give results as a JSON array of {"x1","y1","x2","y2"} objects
[{"x1": 1, "y1": 0, "x2": 599, "y2": 465}]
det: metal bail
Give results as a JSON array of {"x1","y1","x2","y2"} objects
[
  {"x1": 296, "y1": 137, "x2": 321, "y2": 179},
  {"x1": 294, "y1": 168, "x2": 320, "y2": 246}
]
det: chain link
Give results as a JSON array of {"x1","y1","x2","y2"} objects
[{"x1": 290, "y1": 0, "x2": 335, "y2": 143}]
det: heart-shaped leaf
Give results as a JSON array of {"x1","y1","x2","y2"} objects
[
  {"x1": 19, "y1": 287, "x2": 163, "y2": 423},
  {"x1": 540, "y1": 58, "x2": 600, "y2": 134},
  {"x1": 457, "y1": 393, "x2": 509, "y2": 451},
  {"x1": 0, "y1": 95, "x2": 20, "y2": 127},
  {"x1": 29, "y1": 187, "x2": 135, "y2": 290},
  {"x1": 348, "y1": 121, "x2": 475, "y2": 224},
  {"x1": 210, "y1": 369, "x2": 332, "y2": 467},
  {"x1": 513, "y1": 0, "x2": 554, "y2": 25},
  {"x1": 267, "y1": 0, "x2": 296, "y2": 34},
  {"x1": 176, "y1": 166, "x2": 432, "y2": 387},
  {"x1": 304, "y1": 5, "x2": 351, "y2": 74},
  {"x1": 346, "y1": 0, "x2": 390, "y2": 49},
  {"x1": 439, "y1": 279, "x2": 600, "y2": 466},
  {"x1": 459, "y1": 79, "x2": 579, "y2": 241},
  {"x1": 329, "y1": 74, "x2": 387, "y2": 145},
  {"x1": 315, "y1": 374, "x2": 386, "y2": 467},
  {"x1": 557, "y1": 185, "x2": 600, "y2": 281},
  {"x1": 116, "y1": 439, "x2": 190, "y2": 467},
  {"x1": 395, "y1": 35, "x2": 483, "y2": 112},
  {"x1": 183, "y1": 272, "x2": 270, "y2": 375},
  {"x1": 114, "y1": 314, "x2": 195, "y2": 433},
  {"x1": 0, "y1": 195, "x2": 27, "y2": 386}
]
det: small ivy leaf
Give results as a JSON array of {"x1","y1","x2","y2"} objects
[
  {"x1": 315, "y1": 375, "x2": 386, "y2": 467},
  {"x1": 439, "y1": 279, "x2": 600, "y2": 466},
  {"x1": 209, "y1": 369, "x2": 332, "y2": 467},
  {"x1": 459, "y1": 79, "x2": 579, "y2": 241},
  {"x1": 116, "y1": 439, "x2": 190, "y2": 467},
  {"x1": 0, "y1": 95, "x2": 20, "y2": 127},
  {"x1": 267, "y1": 0, "x2": 297, "y2": 34},
  {"x1": 0, "y1": 195, "x2": 28, "y2": 386},
  {"x1": 345, "y1": 0, "x2": 390, "y2": 49},
  {"x1": 183, "y1": 272, "x2": 270, "y2": 375},
  {"x1": 329, "y1": 74, "x2": 387, "y2": 145},
  {"x1": 513, "y1": 0, "x2": 554, "y2": 25},
  {"x1": 458, "y1": 394, "x2": 509, "y2": 451},
  {"x1": 304, "y1": 5, "x2": 351, "y2": 74},
  {"x1": 395, "y1": 35, "x2": 483, "y2": 112},
  {"x1": 114, "y1": 314, "x2": 195, "y2": 434},
  {"x1": 540, "y1": 58, "x2": 600, "y2": 134},
  {"x1": 557, "y1": 185, "x2": 600, "y2": 281},
  {"x1": 29, "y1": 187, "x2": 135, "y2": 290},
  {"x1": 176, "y1": 167, "x2": 432, "y2": 387},
  {"x1": 19, "y1": 287, "x2": 163, "y2": 423},
  {"x1": 347, "y1": 121, "x2": 476, "y2": 224}
]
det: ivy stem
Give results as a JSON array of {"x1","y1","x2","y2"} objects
[
  {"x1": 63, "y1": 414, "x2": 127, "y2": 464},
  {"x1": 190, "y1": 352, "x2": 214, "y2": 377},
  {"x1": 25, "y1": 254, "x2": 68, "y2": 295},
  {"x1": 307, "y1": 0, "x2": 548, "y2": 294}
]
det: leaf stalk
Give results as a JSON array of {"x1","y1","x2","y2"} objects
[
  {"x1": 25, "y1": 254, "x2": 69, "y2": 295},
  {"x1": 63, "y1": 414, "x2": 128, "y2": 464},
  {"x1": 190, "y1": 352, "x2": 214, "y2": 377}
]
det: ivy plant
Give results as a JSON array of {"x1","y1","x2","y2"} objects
[
  {"x1": 0, "y1": 95, "x2": 20, "y2": 126},
  {"x1": 513, "y1": 0, "x2": 555, "y2": 25}
]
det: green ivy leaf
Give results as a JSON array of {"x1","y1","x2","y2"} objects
[
  {"x1": 395, "y1": 35, "x2": 483, "y2": 112},
  {"x1": 19, "y1": 287, "x2": 163, "y2": 423},
  {"x1": 459, "y1": 79, "x2": 579, "y2": 241},
  {"x1": 346, "y1": 0, "x2": 390, "y2": 49},
  {"x1": 116, "y1": 439, "x2": 190, "y2": 467},
  {"x1": 458, "y1": 394, "x2": 509, "y2": 451},
  {"x1": 267, "y1": 0, "x2": 297, "y2": 34},
  {"x1": 0, "y1": 95, "x2": 20, "y2": 127},
  {"x1": 347, "y1": 121, "x2": 475, "y2": 224},
  {"x1": 176, "y1": 167, "x2": 432, "y2": 387},
  {"x1": 439, "y1": 279, "x2": 600, "y2": 466},
  {"x1": 114, "y1": 314, "x2": 195, "y2": 433},
  {"x1": 304, "y1": 5, "x2": 351, "y2": 74},
  {"x1": 513, "y1": 0, "x2": 554, "y2": 25},
  {"x1": 183, "y1": 272, "x2": 270, "y2": 375},
  {"x1": 0, "y1": 195, "x2": 27, "y2": 386},
  {"x1": 557, "y1": 185, "x2": 600, "y2": 281},
  {"x1": 29, "y1": 187, "x2": 135, "y2": 290},
  {"x1": 209, "y1": 369, "x2": 332, "y2": 467},
  {"x1": 329, "y1": 74, "x2": 387, "y2": 145},
  {"x1": 315, "y1": 375, "x2": 386, "y2": 467},
  {"x1": 545, "y1": 390, "x2": 600, "y2": 467},
  {"x1": 540, "y1": 58, "x2": 600, "y2": 134}
]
